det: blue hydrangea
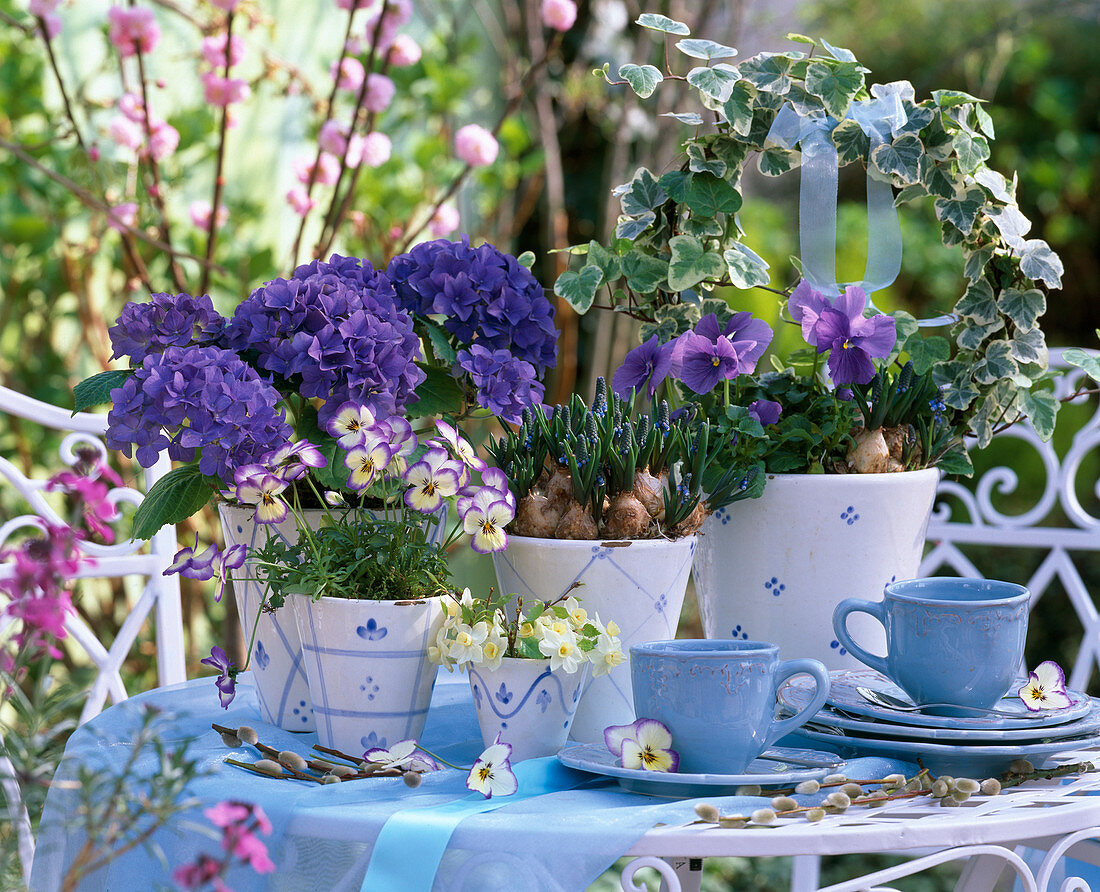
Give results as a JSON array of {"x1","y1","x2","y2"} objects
[
  {"x1": 386, "y1": 237, "x2": 558, "y2": 374},
  {"x1": 105, "y1": 345, "x2": 291, "y2": 482},
  {"x1": 109, "y1": 292, "x2": 227, "y2": 365},
  {"x1": 223, "y1": 257, "x2": 424, "y2": 425},
  {"x1": 456, "y1": 344, "x2": 544, "y2": 424}
]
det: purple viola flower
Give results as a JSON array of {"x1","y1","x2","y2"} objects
[
  {"x1": 690, "y1": 312, "x2": 773, "y2": 375},
  {"x1": 749, "y1": 399, "x2": 782, "y2": 426},
  {"x1": 200, "y1": 645, "x2": 237, "y2": 709},
  {"x1": 612, "y1": 335, "x2": 674, "y2": 399},
  {"x1": 675, "y1": 332, "x2": 740, "y2": 394},
  {"x1": 812, "y1": 292, "x2": 897, "y2": 386},
  {"x1": 109, "y1": 292, "x2": 227, "y2": 365},
  {"x1": 165, "y1": 539, "x2": 220, "y2": 580},
  {"x1": 456, "y1": 345, "x2": 545, "y2": 424},
  {"x1": 263, "y1": 439, "x2": 327, "y2": 481},
  {"x1": 786, "y1": 281, "x2": 834, "y2": 347}
]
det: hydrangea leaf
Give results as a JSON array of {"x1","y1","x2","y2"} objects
[
  {"x1": 621, "y1": 251, "x2": 669, "y2": 294},
  {"x1": 907, "y1": 335, "x2": 951, "y2": 375},
  {"x1": 620, "y1": 167, "x2": 667, "y2": 215},
  {"x1": 687, "y1": 64, "x2": 741, "y2": 102},
  {"x1": 934, "y1": 188, "x2": 984, "y2": 236},
  {"x1": 1009, "y1": 327, "x2": 1048, "y2": 366},
  {"x1": 661, "y1": 111, "x2": 705, "y2": 126},
  {"x1": 618, "y1": 63, "x2": 664, "y2": 99},
  {"x1": 739, "y1": 53, "x2": 793, "y2": 94},
  {"x1": 759, "y1": 146, "x2": 799, "y2": 177},
  {"x1": 1021, "y1": 388, "x2": 1058, "y2": 441},
  {"x1": 997, "y1": 287, "x2": 1045, "y2": 332},
  {"x1": 723, "y1": 242, "x2": 771, "y2": 289},
  {"x1": 667, "y1": 235, "x2": 726, "y2": 292},
  {"x1": 133, "y1": 465, "x2": 215, "y2": 540},
  {"x1": 804, "y1": 60, "x2": 863, "y2": 117},
  {"x1": 1019, "y1": 239, "x2": 1064, "y2": 289},
  {"x1": 832, "y1": 118, "x2": 869, "y2": 165},
  {"x1": 404, "y1": 364, "x2": 465, "y2": 419},
  {"x1": 73, "y1": 368, "x2": 134, "y2": 411},
  {"x1": 553, "y1": 265, "x2": 604, "y2": 313},
  {"x1": 973, "y1": 339, "x2": 1018, "y2": 384},
  {"x1": 687, "y1": 142, "x2": 726, "y2": 177},
  {"x1": 684, "y1": 172, "x2": 742, "y2": 216},
  {"x1": 1062, "y1": 348, "x2": 1100, "y2": 382},
  {"x1": 722, "y1": 81, "x2": 756, "y2": 136},
  {"x1": 635, "y1": 13, "x2": 690, "y2": 35},
  {"x1": 420, "y1": 317, "x2": 458, "y2": 366},
  {"x1": 676, "y1": 38, "x2": 738, "y2": 60},
  {"x1": 615, "y1": 212, "x2": 656, "y2": 241},
  {"x1": 870, "y1": 134, "x2": 924, "y2": 184},
  {"x1": 295, "y1": 408, "x2": 345, "y2": 491},
  {"x1": 952, "y1": 129, "x2": 991, "y2": 174},
  {"x1": 955, "y1": 279, "x2": 999, "y2": 324},
  {"x1": 919, "y1": 156, "x2": 955, "y2": 199}
]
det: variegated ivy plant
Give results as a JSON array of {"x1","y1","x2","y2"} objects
[{"x1": 555, "y1": 12, "x2": 1064, "y2": 465}]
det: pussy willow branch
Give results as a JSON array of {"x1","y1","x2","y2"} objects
[
  {"x1": 314, "y1": 0, "x2": 393, "y2": 259},
  {"x1": 287, "y1": 5, "x2": 360, "y2": 270},
  {"x1": 392, "y1": 35, "x2": 561, "y2": 257},
  {"x1": 198, "y1": 9, "x2": 236, "y2": 297},
  {"x1": 0, "y1": 137, "x2": 224, "y2": 273}
]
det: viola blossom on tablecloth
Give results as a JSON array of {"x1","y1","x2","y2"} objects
[
  {"x1": 361, "y1": 739, "x2": 441, "y2": 773},
  {"x1": 1018, "y1": 660, "x2": 1072, "y2": 711},
  {"x1": 200, "y1": 646, "x2": 239, "y2": 709},
  {"x1": 604, "y1": 718, "x2": 679, "y2": 772},
  {"x1": 466, "y1": 733, "x2": 518, "y2": 799}
]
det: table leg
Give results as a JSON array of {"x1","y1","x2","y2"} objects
[{"x1": 790, "y1": 854, "x2": 821, "y2": 891}]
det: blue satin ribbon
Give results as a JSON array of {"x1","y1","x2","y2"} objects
[
  {"x1": 359, "y1": 757, "x2": 600, "y2": 892},
  {"x1": 766, "y1": 86, "x2": 911, "y2": 311}
]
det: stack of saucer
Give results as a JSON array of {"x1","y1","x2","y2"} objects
[{"x1": 779, "y1": 668, "x2": 1100, "y2": 777}]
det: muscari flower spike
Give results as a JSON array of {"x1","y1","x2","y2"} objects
[
  {"x1": 1018, "y1": 660, "x2": 1071, "y2": 711},
  {"x1": 604, "y1": 718, "x2": 679, "y2": 772}
]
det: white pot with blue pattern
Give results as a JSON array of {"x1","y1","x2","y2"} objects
[
  {"x1": 693, "y1": 469, "x2": 939, "y2": 670},
  {"x1": 469, "y1": 657, "x2": 589, "y2": 762},
  {"x1": 492, "y1": 534, "x2": 696, "y2": 744},
  {"x1": 290, "y1": 592, "x2": 444, "y2": 754}
]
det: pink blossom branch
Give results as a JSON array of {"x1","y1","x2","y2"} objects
[{"x1": 198, "y1": 10, "x2": 236, "y2": 298}]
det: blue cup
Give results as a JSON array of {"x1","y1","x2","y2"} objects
[
  {"x1": 833, "y1": 577, "x2": 1029, "y2": 714},
  {"x1": 630, "y1": 640, "x2": 830, "y2": 774}
]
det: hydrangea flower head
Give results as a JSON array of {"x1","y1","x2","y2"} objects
[{"x1": 109, "y1": 292, "x2": 227, "y2": 365}]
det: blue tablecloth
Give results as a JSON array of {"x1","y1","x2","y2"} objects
[{"x1": 29, "y1": 673, "x2": 911, "y2": 891}]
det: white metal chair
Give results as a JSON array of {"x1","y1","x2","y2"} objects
[{"x1": 0, "y1": 384, "x2": 186, "y2": 885}]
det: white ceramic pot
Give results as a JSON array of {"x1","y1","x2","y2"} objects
[
  {"x1": 693, "y1": 469, "x2": 940, "y2": 670},
  {"x1": 219, "y1": 503, "x2": 317, "y2": 731},
  {"x1": 492, "y1": 535, "x2": 696, "y2": 743},
  {"x1": 290, "y1": 593, "x2": 444, "y2": 753},
  {"x1": 468, "y1": 658, "x2": 589, "y2": 762}
]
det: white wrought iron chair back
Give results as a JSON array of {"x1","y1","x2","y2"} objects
[
  {"x1": 0, "y1": 384, "x2": 186, "y2": 884},
  {"x1": 918, "y1": 347, "x2": 1100, "y2": 692}
]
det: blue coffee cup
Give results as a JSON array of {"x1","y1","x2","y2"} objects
[
  {"x1": 832, "y1": 577, "x2": 1029, "y2": 714},
  {"x1": 630, "y1": 639, "x2": 830, "y2": 774}
]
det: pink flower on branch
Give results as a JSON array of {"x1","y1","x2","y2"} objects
[
  {"x1": 388, "y1": 33, "x2": 421, "y2": 67},
  {"x1": 201, "y1": 33, "x2": 245, "y2": 68},
  {"x1": 354, "y1": 131, "x2": 390, "y2": 167},
  {"x1": 208, "y1": 0, "x2": 241, "y2": 9},
  {"x1": 201, "y1": 72, "x2": 251, "y2": 107},
  {"x1": 295, "y1": 152, "x2": 340, "y2": 187},
  {"x1": 108, "y1": 114, "x2": 144, "y2": 151},
  {"x1": 318, "y1": 119, "x2": 350, "y2": 156},
  {"x1": 286, "y1": 187, "x2": 316, "y2": 217},
  {"x1": 454, "y1": 124, "x2": 499, "y2": 167},
  {"x1": 362, "y1": 73, "x2": 395, "y2": 113},
  {"x1": 331, "y1": 57, "x2": 365, "y2": 92},
  {"x1": 107, "y1": 202, "x2": 138, "y2": 232},
  {"x1": 189, "y1": 200, "x2": 229, "y2": 230},
  {"x1": 107, "y1": 6, "x2": 161, "y2": 58},
  {"x1": 29, "y1": 0, "x2": 62, "y2": 38},
  {"x1": 428, "y1": 203, "x2": 460, "y2": 237},
  {"x1": 147, "y1": 122, "x2": 179, "y2": 161},
  {"x1": 541, "y1": 0, "x2": 577, "y2": 31}
]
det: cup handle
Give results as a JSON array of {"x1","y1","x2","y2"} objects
[
  {"x1": 766, "y1": 658, "x2": 831, "y2": 746},
  {"x1": 832, "y1": 598, "x2": 889, "y2": 676}
]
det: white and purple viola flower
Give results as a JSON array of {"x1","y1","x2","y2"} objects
[
  {"x1": 1018, "y1": 660, "x2": 1072, "y2": 711},
  {"x1": 604, "y1": 718, "x2": 679, "y2": 772},
  {"x1": 466, "y1": 733, "x2": 518, "y2": 798}
]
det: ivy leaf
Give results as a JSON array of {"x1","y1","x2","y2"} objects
[
  {"x1": 618, "y1": 63, "x2": 663, "y2": 99},
  {"x1": 785, "y1": 33, "x2": 816, "y2": 46},
  {"x1": 73, "y1": 368, "x2": 133, "y2": 411},
  {"x1": 723, "y1": 242, "x2": 771, "y2": 289},
  {"x1": 661, "y1": 112, "x2": 705, "y2": 126},
  {"x1": 684, "y1": 172, "x2": 742, "y2": 216},
  {"x1": 1021, "y1": 388, "x2": 1058, "y2": 441},
  {"x1": 553, "y1": 265, "x2": 604, "y2": 313},
  {"x1": 973, "y1": 167, "x2": 1013, "y2": 203},
  {"x1": 739, "y1": 52, "x2": 792, "y2": 94},
  {"x1": 636, "y1": 13, "x2": 690, "y2": 35},
  {"x1": 907, "y1": 335, "x2": 951, "y2": 375},
  {"x1": 973, "y1": 340, "x2": 1018, "y2": 384},
  {"x1": 804, "y1": 60, "x2": 863, "y2": 117},
  {"x1": 957, "y1": 318, "x2": 1005, "y2": 351},
  {"x1": 722, "y1": 81, "x2": 756, "y2": 136},
  {"x1": 997, "y1": 288, "x2": 1045, "y2": 332},
  {"x1": 894, "y1": 184, "x2": 925, "y2": 206},
  {"x1": 870, "y1": 134, "x2": 924, "y2": 184},
  {"x1": 687, "y1": 143, "x2": 726, "y2": 177},
  {"x1": 620, "y1": 167, "x2": 667, "y2": 215},
  {"x1": 615, "y1": 212, "x2": 656, "y2": 241},
  {"x1": 986, "y1": 204, "x2": 1031, "y2": 250},
  {"x1": 658, "y1": 169, "x2": 689, "y2": 203},
  {"x1": 952, "y1": 129, "x2": 990, "y2": 174},
  {"x1": 709, "y1": 135, "x2": 751, "y2": 170},
  {"x1": 932, "y1": 89, "x2": 984, "y2": 108},
  {"x1": 676, "y1": 38, "x2": 738, "y2": 60},
  {"x1": 934, "y1": 187, "x2": 984, "y2": 236},
  {"x1": 832, "y1": 118, "x2": 869, "y2": 165},
  {"x1": 132, "y1": 465, "x2": 215, "y2": 540},
  {"x1": 964, "y1": 246, "x2": 995, "y2": 282},
  {"x1": 586, "y1": 240, "x2": 622, "y2": 283},
  {"x1": 1019, "y1": 239, "x2": 1065, "y2": 289},
  {"x1": 819, "y1": 39, "x2": 858, "y2": 61},
  {"x1": 516, "y1": 251, "x2": 535, "y2": 269},
  {"x1": 1062, "y1": 347, "x2": 1100, "y2": 382},
  {"x1": 919, "y1": 156, "x2": 955, "y2": 200},
  {"x1": 936, "y1": 447, "x2": 974, "y2": 477},
  {"x1": 973, "y1": 104, "x2": 996, "y2": 139},
  {"x1": 686, "y1": 64, "x2": 741, "y2": 103},
  {"x1": 667, "y1": 235, "x2": 727, "y2": 292},
  {"x1": 620, "y1": 251, "x2": 669, "y2": 294},
  {"x1": 943, "y1": 376, "x2": 980, "y2": 411},
  {"x1": 405, "y1": 364, "x2": 465, "y2": 419},
  {"x1": 894, "y1": 103, "x2": 935, "y2": 136},
  {"x1": 681, "y1": 215, "x2": 724, "y2": 238},
  {"x1": 420, "y1": 317, "x2": 458, "y2": 366},
  {"x1": 1009, "y1": 327, "x2": 1048, "y2": 366},
  {"x1": 893, "y1": 310, "x2": 920, "y2": 349},
  {"x1": 758, "y1": 146, "x2": 799, "y2": 177},
  {"x1": 955, "y1": 279, "x2": 999, "y2": 324}
]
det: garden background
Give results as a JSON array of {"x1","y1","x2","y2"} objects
[{"x1": 1, "y1": 0, "x2": 1099, "y2": 888}]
